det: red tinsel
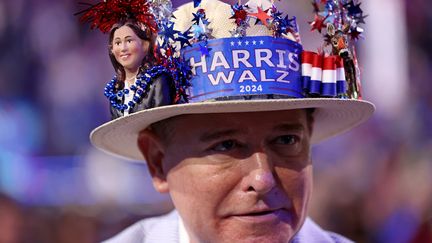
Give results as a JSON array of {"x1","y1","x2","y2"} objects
[{"x1": 77, "y1": 0, "x2": 157, "y2": 34}]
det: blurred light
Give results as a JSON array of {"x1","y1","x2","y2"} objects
[
  {"x1": 363, "y1": 0, "x2": 409, "y2": 119},
  {"x1": 84, "y1": 148, "x2": 172, "y2": 207},
  {"x1": 0, "y1": 2, "x2": 6, "y2": 36},
  {"x1": 0, "y1": 101, "x2": 43, "y2": 153},
  {"x1": 0, "y1": 151, "x2": 33, "y2": 200}
]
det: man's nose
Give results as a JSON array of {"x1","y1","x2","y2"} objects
[{"x1": 242, "y1": 152, "x2": 277, "y2": 195}]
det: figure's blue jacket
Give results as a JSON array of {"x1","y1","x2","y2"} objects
[{"x1": 103, "y1": 210, "x2": 353, "y2": 243}]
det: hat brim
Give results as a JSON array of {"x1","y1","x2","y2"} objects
[{"x1": 90, "y1": 98, "x2": 375, "y2": 161}]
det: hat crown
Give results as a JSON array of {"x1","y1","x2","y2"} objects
[{"x1": 171, "y1": 0, "x2": 300, "y2": 43}]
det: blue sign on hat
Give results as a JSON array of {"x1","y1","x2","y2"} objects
[{"x1": 183, "y1": 36, "x2": 305, "y2": 102}]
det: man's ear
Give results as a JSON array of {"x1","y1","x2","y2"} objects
[{"x1": 137, "y1": 130, "x2": 169, "y2": 193}]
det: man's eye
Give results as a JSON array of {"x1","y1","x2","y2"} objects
[
  {"x1": 273, "y1": 135, "x2": 298, "y2": 145},
  {"x1": 211, "y1": 140, "x2": 237, "y2": 152}
]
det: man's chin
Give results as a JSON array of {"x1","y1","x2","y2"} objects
[
  {"x1": 219, "y1": 231, "x2": 295, "y2": 243},
  {"x1": 218, "y1": 218, "x2": 297, "y2": 243}
]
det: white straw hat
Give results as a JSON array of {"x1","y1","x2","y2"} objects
[{"x1": 90, "y1": 0, "x2": 375, "y2": 161}]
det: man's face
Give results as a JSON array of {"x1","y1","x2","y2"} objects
[{"x1": 139, "y1": 110, "x2": 313, "y2": 243}]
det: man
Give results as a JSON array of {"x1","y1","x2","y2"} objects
[{"x1": 90, "y1": 0, "x2": 374, "y2": 242}]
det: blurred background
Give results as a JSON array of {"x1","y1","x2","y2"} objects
[{"x1": 0, "y1": 0, "x2": 431, "y2": 242}]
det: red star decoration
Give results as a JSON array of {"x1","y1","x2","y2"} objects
[
  {"x1": 309, "y1": 14, "x2": 327, "y2": 33},
  {"x1": 230, "y1": 9, "x2": 248, "y2": 26},
  {"x1": 249, "y1": 7, "x2": 271, "y2": 27}
]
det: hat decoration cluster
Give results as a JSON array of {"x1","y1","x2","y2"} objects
[
  {"x1": 307, "y1": 0, "x2": 367, "y2": 99},
  {"x1": 172, "y1": 1, "x2": 302, "y2": 55},
  {"x1": 310, "y1": 0, "x2": 366, "y2": 41},
  {"x1": 166, "y1": 0, "x2": 367, "y2": 101},
  {"x1": 229, "y1": 3, "x2": 300, "y2": 40},
  {"x1": 77, "y1": 0, "x2": 367, "y2": 116}
]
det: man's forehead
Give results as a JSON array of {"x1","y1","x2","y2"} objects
[
  {"x1": 157, "y1": 109, "x2": 310, "y2": 131},
  {"x1": 147, "y1": 109, "x2": 312, "y2": 144},
  {"x1": 187, "y1": 108, "x2": 304, "y2": 120}
]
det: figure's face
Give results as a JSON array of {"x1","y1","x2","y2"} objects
[
  {"x1": 139, "y1": 110, "x2": 313, "y2": 243},
  {"x1": 111, "y1": 25, "x2": 149, "y2": 73}
]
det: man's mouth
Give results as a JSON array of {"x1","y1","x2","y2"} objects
[
  {"x1": 232, "y1": 209, "x2": 290, "y2": 223},
  {"x1": 246, "y1": 210, "x2": 276, "y2": 216}
]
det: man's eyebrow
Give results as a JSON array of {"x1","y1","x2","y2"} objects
[
  {"x1": 273, "y1": 123, "x2": 306, "y2": 132},
  {"x1": 199, "y1": 129, "x2": 243, "y2": 142}
]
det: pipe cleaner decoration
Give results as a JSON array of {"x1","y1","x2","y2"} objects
[{"x1": 309, "y1": 0, "x2": 367, "y2": 99}]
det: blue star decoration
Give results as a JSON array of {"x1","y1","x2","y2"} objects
[
  {"x1": 355, "y1": 13, "x2": 368, "y2": 25},
  {"x1": 343, "y1": 1, "x2": 367, "y2": 25},
  {"x1": 271, "y1": 9, "x2": 283, "y2": 19},
  {"x1": 344, "y1": 1, "x2": 363, "y2": 16},
  {"x1": 199, "y1": 44, "x2": 212, "y2": 56},
  {"x1": 176, "y1": 59, "x2": 193, "y2": 80},
  {"x1": 192, "y1": 12, "x2": 202, "y2": 24},
  {"x1": 193, "y1": 0, "x2": 202, "y2": 8},
  {"x1": 191, "y1": 22, "x2": 204, "y2": 39},
  {"x1": 283, "y1": 15, "x2": 296, "y2": 29},
  {"x1": 160, "y1": 22, "x2": 180, "y2": 46},
  {"x1": 271, "y1": 14, "x2": 295, "y2": 37},
  {"x1": 192, "y1": 11, "x2": 209, "y2": 25},
  {"x1": 325, "y1": 1, "x2": 337, "y2": 12},
  {"x1": 176, "y1": 28, "x2": 193, "y2": 48},
  {"x1": 191, "y1": 17, "x2": 211, "y2": 41}
]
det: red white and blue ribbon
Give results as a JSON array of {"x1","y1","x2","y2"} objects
[{"x1": 301, "y1": 51, "x2": 347, "y2": 97}]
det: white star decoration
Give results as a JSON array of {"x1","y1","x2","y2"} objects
[{"x1": 228, "y1": 39, "x2": 264, "y2": 47}]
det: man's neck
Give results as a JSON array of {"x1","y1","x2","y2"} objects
[{"x1": 178, "y1": 214, "x2": 191, "y2": 243}]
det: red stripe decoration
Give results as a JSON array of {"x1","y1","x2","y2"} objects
[
  {"x1": 309, "y1": 53, "x2": 323, "y2": 94},
  {"x1": 322, "y1": 56, "x2": 337, "y2": 96},
  {"x1": 301, "y1": 51, "x2": 315, "y2": 91},
  {"x1": 301, "y1": 51, "x2": 315, "y2": 65},
  {"x1": 301, "y1": 51, "x2": 347, "y2": 97}
]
